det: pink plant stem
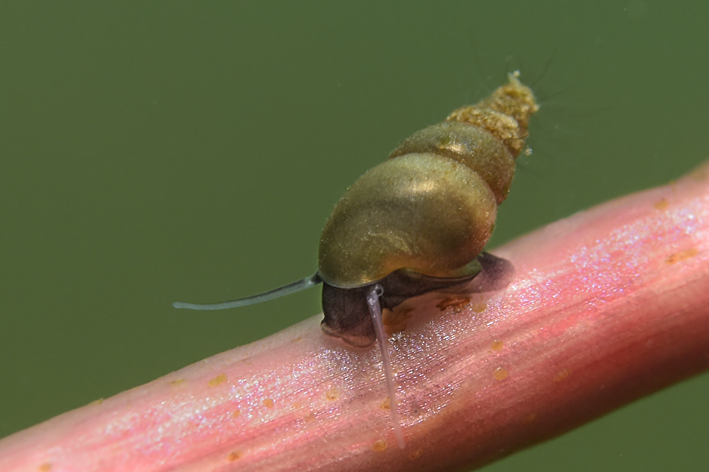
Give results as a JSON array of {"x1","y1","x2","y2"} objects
[{"x1": 2, "y1": 162, "x2": 709, "y2": 472}]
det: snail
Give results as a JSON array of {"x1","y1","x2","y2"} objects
[{"x1": 174, "y1": 72, "x2": 538, "y2": 448}]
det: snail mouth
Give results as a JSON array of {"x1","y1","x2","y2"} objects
[{"x1": 320, "y1": 252, "x2": 514, "y2": 347}]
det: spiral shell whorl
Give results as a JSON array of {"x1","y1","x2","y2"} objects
[
  {"x1": 446, "y1": 72, "x2": 538, "y2": 158},
  {"x1": 390, "y1": 73, "x2": 537, "y2": 204},
  {"x1": 318, "y1": 153, "x2": 497, "y2": 288}
]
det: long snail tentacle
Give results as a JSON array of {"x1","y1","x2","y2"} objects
[{"x1": 173, "y1": 72, "x2": 538, "y2": 344}]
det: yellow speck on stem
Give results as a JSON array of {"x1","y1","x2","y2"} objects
[
  {"x1": 493, "y1": 367, "x2": 508, "y2": 381},
  {"x1": 263, "y1": 398, "x2": 274, "y2": 409},
  {"x1": 38, "y1": 463, "x2": 52, "y2": 471},
  {"x1": 654, "y1": 198, "x2": 669, "y2": 210},
  {"x1": 232, "y1": 409, "x2": 241, "y2": 418},
  {"x1": 471, "y1": 302, "x2": 487, "y2": 313},
  {"x1": 227, "y1": 451, "x2": 241, "y2": 462},
  {"x1": 208, "y1": 373, "x2": 227, "y2": 387},
  {"x1": 554, "y1": 367, "x2": 571, "y2": 382},
  {"x1": 168, "y1": 378, "x2": 185, "y2": 386},
  {"x1": 491, "y1": 339, "x2": 504, "y2": 351},
  {"x1": 380, "y1": 397, "x2": 391, "y2": 410},
  {"x1": 373, "y1": 439, "x2": 387, "y2": 451},
  {"x1": 325, "y1": 388, "x2": 340, "y2": 401},
  {"x1": 409, "y1": 449, "x2": 423, "y2": 460},
  {"x1": 666, "y1": 247, "x2": 698, "y2": 264}
]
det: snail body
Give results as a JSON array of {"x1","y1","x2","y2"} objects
[{"x1": 174, "y1": 73, "x2": 538, "y2": 448}]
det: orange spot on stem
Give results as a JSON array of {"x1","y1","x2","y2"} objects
[
  {"x1": 653, "y1": 198, "x2": 669, "y2": 210},
  {"x1": 208, "y1": 373, "x2": 227, "y2": 387},
  {"x1": 554, "y1": 367, "x2": 571, "y2": 382},
  {"x1": 409, "y1": 449, "x2": 423, "y2": 460},
  {"x1": 373, "y1": 439, "x2": 387, "y2": 451},
  {"x1": 471, "y1": 302, "x2": 487, "y2": 313},
  {"x1": 493, "y1": 367, "x2": 508, "y2": 381},
  {"x1": 666, "y1": 248, "x2": 698, "y2": 264}
]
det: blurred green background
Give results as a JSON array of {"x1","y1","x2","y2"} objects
[{"x1": 1, "y1": 1, "x2": 708, "y2": 470}]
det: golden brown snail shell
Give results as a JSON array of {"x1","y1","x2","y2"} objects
[{"x1": 319, "y1": 73, "x2": 537, "y2": 345}]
